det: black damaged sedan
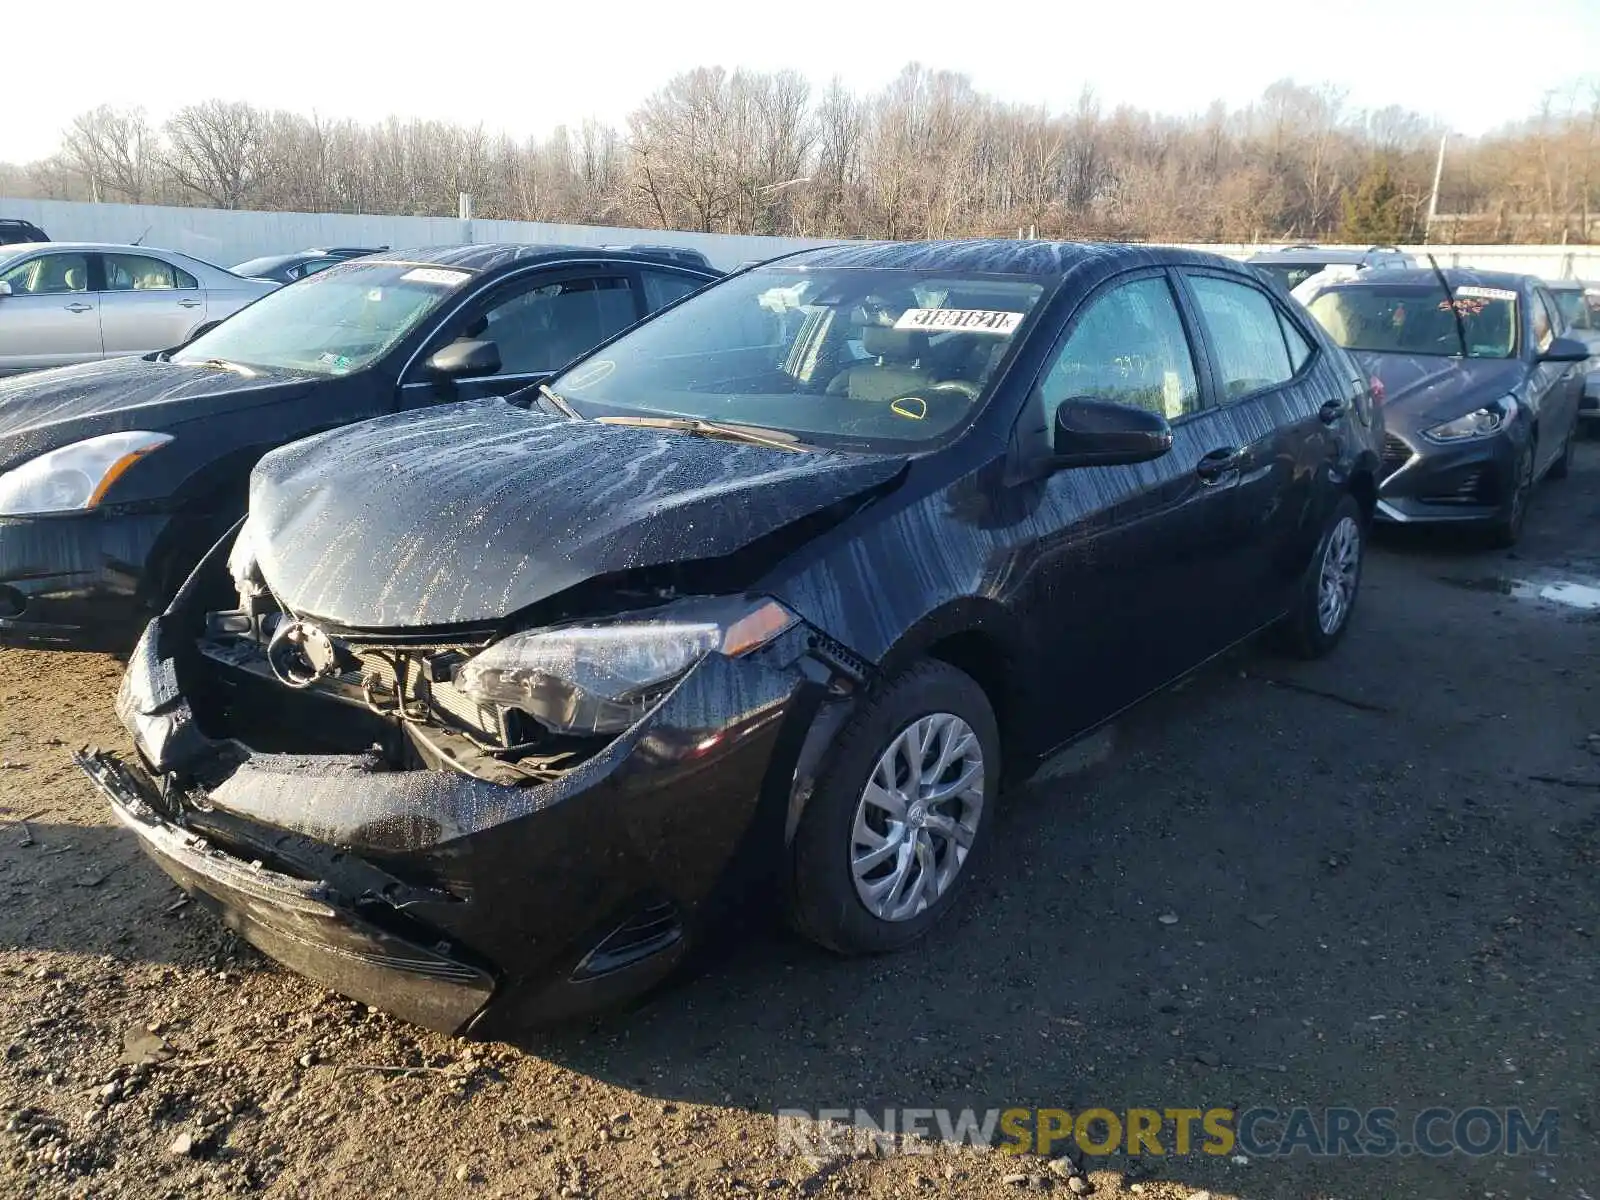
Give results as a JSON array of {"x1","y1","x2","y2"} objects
[
  {"x1": 80, "y1": 240, "x2": 1383, "y2": 1033},
  {"x1": 1303, "y1": 268, "x2": 1587, "y2": 545}
]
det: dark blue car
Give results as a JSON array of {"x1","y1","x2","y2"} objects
[{"x1": 1303, "y1": 268, "x2": 1588, "y2": 545}]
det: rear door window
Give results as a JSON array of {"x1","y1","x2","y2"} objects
[
  {"x1": 1186, "y1": 274, "x2": 1295, "y2": 400},
  {"x1": 104, "y1": 254, "x2": 178, "y2": 292},
  {"x1": 641, "y1": 269, "x2": 705, "y2": 313}
]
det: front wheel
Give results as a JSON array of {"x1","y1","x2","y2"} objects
[
  {"x1": 1276, "y1": 493, "x2": 1365, "y2": 659},
  {"x1": 1485, "y1": 441, "x2": 1535, "y2": 548},
  {"x1": 789, "y1": 660, "x2": 999, "y2": 955}
]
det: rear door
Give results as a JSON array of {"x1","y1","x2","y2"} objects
[
  {"x1": 397, "y1": 268, "x2": 643, "y2": 408},
  {"x1": 1176, "y1": 268, "x2": 1338, "y2": 628},
  {"x1": 0, "y1": 250, "x2": 102, "y2": 371},
  {"x1": 98, "y1": 253, "x2": 208, "y2": 356}
]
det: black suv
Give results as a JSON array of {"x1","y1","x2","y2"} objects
[
  {"x1": 0, "y1": 244, "x2": 718, "y2": 647},
  {"x1": 0, "y1": 218, "x2": 49, "y2": 246}
]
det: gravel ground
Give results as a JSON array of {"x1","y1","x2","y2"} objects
[{"x1": 2, "y1": 443, "x2": 1597, "y2": 1200}]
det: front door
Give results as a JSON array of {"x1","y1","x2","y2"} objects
[
  {"x1": 1010, "y1": 270, "x2": 1251, "y2": 747},
  {"x1": 0, "y1": 251, "x2": 102, "y2": 372},
  {"x1": 397, "y1": 270, "x2": 643, "y2": 410}
]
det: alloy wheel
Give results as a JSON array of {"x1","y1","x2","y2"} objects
[
  {"x1": 851, "y1": 713, "x2": 985, "y2": 922},
  {"x1": 1316, "y1": 515, "x2": 1362, "y2": 635}
]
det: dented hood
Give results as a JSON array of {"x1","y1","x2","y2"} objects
[{"x1": 246, "y1": 399, "x2": 905, "y2": 629}]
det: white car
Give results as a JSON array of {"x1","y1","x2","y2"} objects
[{"x1": 0, "y1": 243, "x2": 278, "y2": 375}]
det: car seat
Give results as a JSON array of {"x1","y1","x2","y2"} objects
[{"x1": 826, "y1": 326, "x2": 934, "y2": 401}]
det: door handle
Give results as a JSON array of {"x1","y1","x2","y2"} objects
[
  {"x1": 1318, "y1": 398, "x2": 1347, "y2": 424},
  {"x1": 1195, "y1": 446, "x2": 1243, "y2": 483},
  {"x1": 64, "y1": 302, "x2": 93, "y2": 314},
  {"x1": 178, "y1": 299, "x2": 202, "y2": 308}
]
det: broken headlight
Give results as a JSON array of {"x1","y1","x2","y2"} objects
[{"x1": 453, "y1": 597, "x2": 797, "y2": 735}]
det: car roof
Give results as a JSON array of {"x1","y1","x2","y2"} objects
[
  {"x1": 761, "y1": 238, "x2": 1243, "y2": 278},
  {"x1": 1247, "y1": 245, "x2": 1408, "y2": 266},
  {"x1": 0, "y1": 241, "x2": 198, "y2": 255},
  {"x1": 372, "y1": 243, "x2": 722, "y2": 273},
  {"x1": 1318, "y1": 266, "x2": 1531, "y2": 292}
]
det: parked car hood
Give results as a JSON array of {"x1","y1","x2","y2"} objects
[
  {"x1": 0, "y1": 357, "x2": 311, "y2": 470},
  {"x1": 1352, "y1": 352, "x2": 1525, "y2": 426},
  {"x1": 246, "y1": 400, "x2": 907, "y2": 630}
]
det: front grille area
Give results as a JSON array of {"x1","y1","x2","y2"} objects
[
  {"x1": 348, "y1": 647, "x2": 504, "y2": 744},
  {"x1": 1380, "y1": 432, "x2": 1414, "y2": 480},
  {"x1": 1420, "y1": 466, "x2": 1496, "y2": 507}
]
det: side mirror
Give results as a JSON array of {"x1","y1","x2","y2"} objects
[
  {"x1": 1052, "y1": 397, "x2": 1173, "y2": 468},
  {"x1": 1541, "y1": 335, "x2": 1592, "y2": 364},
  {"x1": 426, "y1": 338, "x2": 501, "y2": 378},
  {"x1": 0, "y1": 281, "x2": 12, "y2": 298}
]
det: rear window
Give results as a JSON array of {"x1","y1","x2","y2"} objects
[
  {"x1": 1252, "y1": 263, "x2": 1329, "y2": 291},
  {"x1": 1306, "y1": 283, "x2": 1519, "y2": 359}
]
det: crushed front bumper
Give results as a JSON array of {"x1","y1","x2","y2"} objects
[{"x1": 87, "y1": 611, "x2": 829, "y2": 1034}]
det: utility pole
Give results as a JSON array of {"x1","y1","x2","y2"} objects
[{"x1": 1424, "y1": 133, "x2": 1447, "y2": 244}]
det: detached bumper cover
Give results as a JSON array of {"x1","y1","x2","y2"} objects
[
  {"x1": 88, "y1": 613, "x2": 819, "y2": 1033},
  {"x1": 78, "y1": 749, "x2": 494, "y2": 1033}
]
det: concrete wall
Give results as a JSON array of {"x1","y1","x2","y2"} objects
[
  {"x1": 0, "y1": 197, "x2": 832, "y2": 272},
  {"x1": 7, "y1": 196, "x2": 1600, "y2": 279}
]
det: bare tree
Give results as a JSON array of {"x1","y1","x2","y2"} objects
[
  {"x1": 61, "y1": 106, "x2": 154, "y2": 203},
  {"x1": 163, "y1": 101, "x2": 267, "y2": 209}
]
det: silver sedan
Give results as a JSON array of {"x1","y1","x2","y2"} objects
[{"x1": 0, "y1": 242, "x2": 278, "y2": 375}]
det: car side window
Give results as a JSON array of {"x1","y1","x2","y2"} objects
[
  {"x1": 0, "y1": 252, "x2": 90, "y2": 295},
  {"x1": 471, "y1": 275, "x2": 637, "y2": 376},
  {"x1": 1038, "y1": 276, "x2": 1201, "y2": 424},
  {"x1": 104, "y1": 254, "x2": 178, "y2": 292},
  {"x1": 641, "y1": 269, "x2": 704, "y2": 313},
  {"x1": 1532, "y1": 291, "x2": 1558, "y2": 352},
  {"x1": 1278, "y1": 309, "x2": 1314, "y2": 373},
  {"x1": 1187, "y1": 274, "x2": 1295, "y2": 400}
]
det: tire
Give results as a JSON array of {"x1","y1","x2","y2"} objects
[
  {"x1": 1276, "y1": 493, "x2": 1365, "y2": 660},
  {"x1": 1547, "y1": 420, "x2": 1575, "y2": 481},
  {"x1": 1485, "y1": 441, "x2": 1535, "y2": 548},
  {"x1": 789, "y1": 660, "x2": 999, "y2": 955}
]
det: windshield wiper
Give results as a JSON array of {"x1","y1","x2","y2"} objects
[
  {"x1": 536, "y1": 383, "x2": 581, "y2": 419},
  {"x1": 191, "y1": 358, "x2": 256, "y2": 377},
  {"x1": 595, "y1": 414, "x2": 809, "y2": 452}
]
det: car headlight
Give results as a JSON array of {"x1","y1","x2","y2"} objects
[
  {"x1": 454, "y1": 596, "x2": 798, "y2": 735},
  {"x1": 0, "y1": 431, "x2": 174, "y2": 516},
  {"x1": 1423, "y1": 396, "x2": 1517, "y2": 443}
]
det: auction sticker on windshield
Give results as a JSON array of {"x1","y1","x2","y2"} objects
[
  {"x1": 401, "y1": 268, "x2": 472, "y2": 287},
  {"x1": 1454, "y1": 286, "x2": 1517, "y2": 302},
  {"x1": 894, "y1": 308, "x2": 1023, "y2": 335}
]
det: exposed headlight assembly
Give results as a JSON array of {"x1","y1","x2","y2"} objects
[
  {"x1": 1423, "y1": 396, "x2": 1517, "y2": 443},
  {"x1": 0, "y1": 431, "x2": 173, "y2": 516},
  {"x1": 454, "y1": 596, "x2": 798, "y2": 735}
]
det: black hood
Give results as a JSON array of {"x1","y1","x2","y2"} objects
[
  {"x1": 0, "y1": 357, "x2": 311, "y2": 470},
  {"x1": 1352, "y1": 351, "x2": 1525, "y2": 428},
  {"x1": 245, "y1": 400, "x2": 907, "y2": 629}
]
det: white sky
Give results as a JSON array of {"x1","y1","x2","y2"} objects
[{"x1": 4, "y1": 0, "x2": 1597, "y2": 163}]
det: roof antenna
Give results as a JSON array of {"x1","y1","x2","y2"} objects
[
  {"x1": 132, "y1": 225, "x2": 150, "y2": 246},
  {"x1": 1426, "y1": 252, "x2": 1468, "y2": 359}
]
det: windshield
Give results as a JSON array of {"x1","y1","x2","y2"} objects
[
  {"x1": 172, "y1": 261, "x2": 471, "y2": 375},
  {"x1": 549, "y1": 267, "x2": 1049, "y2": 450},
  {"x1": 1306, "y1": 283, "x2": 1519, "y2": 359},
  {"x1": 1551, "y1": 287, "x2": 1600, "y2": 332}
]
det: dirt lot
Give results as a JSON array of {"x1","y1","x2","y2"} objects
[{"x1": 3, "y1": 446, "x2": 1598, "y2": 1200}]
